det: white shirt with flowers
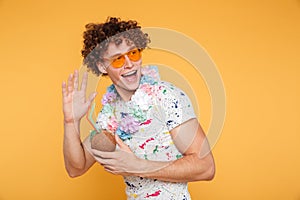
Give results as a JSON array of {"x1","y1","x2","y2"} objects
[{"x1": 96, "y1": 66, "x2": 196, "y2": 200}]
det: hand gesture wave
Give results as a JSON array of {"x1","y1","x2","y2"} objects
[{"x1": 62, "y1": 70, "x2": 97, "y2": 123}]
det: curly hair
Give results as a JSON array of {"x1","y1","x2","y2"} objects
[{"x1": 81, "y1": 17, "x2": 150, "y2": 76}]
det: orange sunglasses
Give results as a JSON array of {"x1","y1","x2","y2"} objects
[{"x1": 104, "y1": 48, "x2": 143, "y2": 69}]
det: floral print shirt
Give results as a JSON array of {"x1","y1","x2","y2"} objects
[{"x1": 96, "y1": 66, "x2": 196, "y2": 199}]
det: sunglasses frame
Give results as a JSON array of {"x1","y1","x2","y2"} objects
[{"x1": 103, "y1": 48, "x2": 143, "y2": 69}]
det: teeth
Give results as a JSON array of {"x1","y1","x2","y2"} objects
[{"x1": 122, "y1": 70, "x2": 136, "y2": 77}]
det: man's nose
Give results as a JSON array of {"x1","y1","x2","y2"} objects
[{"x1": 123, "y1": 55, "x2": 133, "y2": 69}]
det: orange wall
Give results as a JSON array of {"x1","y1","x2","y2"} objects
[{"x1": 0, "y1": 0, "x2": 300, "y2": 199}]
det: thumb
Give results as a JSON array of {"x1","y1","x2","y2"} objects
[
  {"x1": 87, "y1": 92, "x2": 97, "y2": 105},
  {"x1": 115, "y1": 134, "x2": 131, "y2": 152}
]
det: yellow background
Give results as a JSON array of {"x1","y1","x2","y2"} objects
[{"x1": 1, "y1": 0, "x2": 300, "y2": 199}]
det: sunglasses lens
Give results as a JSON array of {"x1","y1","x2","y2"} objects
[
  {"x1": 110, "y1": 49, "x2": 142, "y2": 68},
  {"x1": 111, "y1": 56, "x2": 125, "y2": 68},
  {"x1": 128, "y1": 49, "x2": 142, "y2": 61}
]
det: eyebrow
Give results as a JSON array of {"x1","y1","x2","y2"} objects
[{"x1": 107, "y1": 46, "x2": 136, "y2": 60}]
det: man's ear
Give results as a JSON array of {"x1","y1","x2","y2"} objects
[{"x1": 97, "y1": 62, "x2": 108, "y2": 75}]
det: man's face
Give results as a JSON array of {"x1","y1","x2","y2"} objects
[{"x1": 100, "y1": 39, "x2": 142, "y2": 100}]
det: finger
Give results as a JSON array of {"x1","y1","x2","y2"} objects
[
  {"x1": 104, "y1": 167, "x2": 117, "y2": 175},
  {"x1": 73, "y1": 70, "x2": 79, "y2": 90},
  {"x1": 62, "y1": 82, "x2": 67, "y2": 97},
  {"x1": 67, "y1": 73, "x2": 73, "y2": 93},
  {"x1": 94, "y1": 156, "x2": 110, "y2": 165},
  {"x1": 91, "y1": 149, "x2": 115, "y2": 159},
  {"x1": 115, "y1": 135, "x2": 131, "y2": 153},
  {"x1": 80, "y1": 71, "x2": 88, "y2": 92}
]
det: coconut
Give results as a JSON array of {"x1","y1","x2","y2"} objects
[{"x1": 91, "y1": 130, "x2": 116, "y2": 152}]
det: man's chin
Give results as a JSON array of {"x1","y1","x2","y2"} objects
[
  {"x1": 115, "y1": 80, "x2": 140, "y2": 95},
  {"x1": 122, "y1": 74, "x2": 141, "y2": 90},
  {"x1": 125, "y1": 82, "x2": 140, "y2": 91}
]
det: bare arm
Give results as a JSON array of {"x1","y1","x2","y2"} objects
[
  {"x1": 138, "y1": 118, "x2": 215, "y2": 182},
  {"x1": 63, "y1": 121, "x2": 96, "y2": 177},
  {"x1": 93, "y1": 118, "x2": 215, "y2": 182},
  {"x1": 62, "y1": 70, "x2": 97, "y2": 177}
]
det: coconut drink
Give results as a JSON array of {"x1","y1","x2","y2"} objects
[
  {"x1": 90, "y1": 129, "x2": 116, "y2": 152},
  {"x1": 87, "y1": 102, "x2": 116, "y2": 152}
]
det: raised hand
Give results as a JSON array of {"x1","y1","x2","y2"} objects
[{"x1": 62, "y1": 70, "x2": 97, "y2": 124}]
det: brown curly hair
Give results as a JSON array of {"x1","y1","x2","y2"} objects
[{"x1": 81, "y1": 17, "x2": 150, "y2": 76}]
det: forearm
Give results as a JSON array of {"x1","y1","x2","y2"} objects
[
  {"x1": 138, "y1": 153, "x2": 215, "y2": 183},
  {"x1": 63, "y1": 120, "x2": 87, "y2": 175},
  {"x1": 62, "y1": 70, "x2": 97, "y2": 177}
]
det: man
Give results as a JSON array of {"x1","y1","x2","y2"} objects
[{"x1": 62, "y1": 17, "x2": 215, "y2": 199}]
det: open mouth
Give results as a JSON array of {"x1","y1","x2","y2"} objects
[{"x1": 122, "y1": 70, "x2": 137, "y2": 77}]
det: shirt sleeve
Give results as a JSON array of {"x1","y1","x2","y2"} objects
[{"x1": 156, "y1": 81, "x2": 196, "y2": 131}]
